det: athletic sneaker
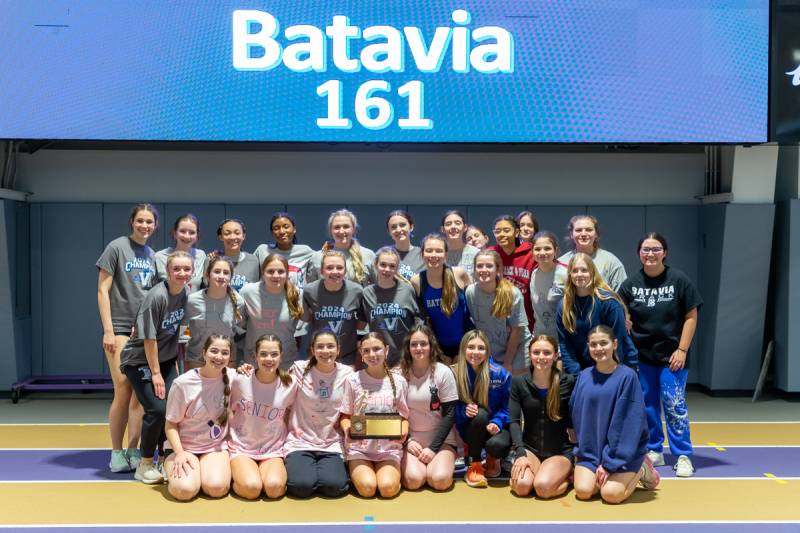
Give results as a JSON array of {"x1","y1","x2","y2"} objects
[
  {"x1": 638, "y1": 455, "x2": 661, "y2": 490},
  {"x1": 109, "y1": 450, "x2": 131, "y2": 473},
  {"x1": 674, "y1": 455, "x2": 695, "y2": 478},
  {"x1": 134, "y1": 461, "x2": 165, "y2": 485},
  {"x1": 647, "y1": 450, "x2": 665, "y2": 467},
  {"x1": 156, "y1": 456, "x2": 168, "y2": 482},
  {"x1": 125, "y1": 448, "x2": 142, "y2": 470},
  {"x1": 454, "y1": 456, "x2": 466, "y2": 470},
  {"x1": 484, "y1": 456, "x2": 501, "y2": 478},
  {"x1": 465, "y1": 461, "x2": 488, "y2": 488}
]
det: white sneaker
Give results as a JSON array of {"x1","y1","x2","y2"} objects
[
  {"x1": 674, "y1": 455, "x2": 695, "y2": 478},
  {"x1": 647, "y1": 450, "x2": 665, "y2": 467},
  {"x1": 134, "y1": 461, "x2": 165, "y2": 485},
  {"x1": 108, "y1": 450, "x2": 131, "y2": 473}
]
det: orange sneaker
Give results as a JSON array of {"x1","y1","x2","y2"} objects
[
  {"x1": 484, "y1": 455, "x2": 501, "y2": 478},
  {"x1": 465, "y1": 461, "x2": 488, "y2": 488}
]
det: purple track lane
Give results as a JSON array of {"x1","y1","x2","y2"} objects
[{"x1": 0, "y1": 447, "x2": 798, "y2": 482}]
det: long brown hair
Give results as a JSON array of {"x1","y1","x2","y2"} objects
[
  {"x1": 254, "y1": 334, "x2": 292, "y2": 386},
  {"x1": 453, "y1": 330, "x2": 490, "y2": 408},
  {"x1": 473, "y1": 249, "x2": 515, "y2": 319},
  {"x1": 399, "y1": 324, "x2": 445, "y2": 379},
  {"x1": 529, "y1": 335, "x2": 563, "y2": 422},
  {"x1": 205, "y1": 255, "x2": 242, "y2": 323},
  {"x1": 561, "y1": 253, "x2": 627, "y2": 333},
  {"x1": 260, "y1": 254, "x2": 303, "y2": 320},
  {"x1": 421, "y1": 233, "x2": 458, "y2": 317},
  {"x1": 359, "y1": 332, "x2": 397, "y2": 401},
  {"x1": 202, "y1": 335, "x2": 233, "y2": 426}
]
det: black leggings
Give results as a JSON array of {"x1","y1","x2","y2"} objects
[
  {"x1": 123, "y1": 358, "x2": 178, "y2": 459},
  {"x1": 464, "y1": 407, "x2": 511, "y2": 461},
  {"x1": 285, "y1": 451, "x2": 350, "y2": 498}
]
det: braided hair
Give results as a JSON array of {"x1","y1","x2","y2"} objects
[{"x1": 202, "y1": 335, "x2": 233, "y2": 426}]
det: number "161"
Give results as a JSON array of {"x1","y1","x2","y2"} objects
[{"x1": 316, "y1": 80, "x2": 433, "y2": 130}]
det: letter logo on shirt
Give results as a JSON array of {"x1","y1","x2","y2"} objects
[{"x1": 328, "y1": 320, "x2": 343, "y2": 335}]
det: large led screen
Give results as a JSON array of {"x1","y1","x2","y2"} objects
[{"x1": 0, "y1": 1, "x2": 769, "y2": 143}]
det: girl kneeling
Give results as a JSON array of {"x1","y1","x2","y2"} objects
[
  {"x1": 229, "y1": 335, "x2": 298, "y2": 499},
  {"x1": 164, "y1": 335, "x2": 234, "y2": 500},
  {"x1": 509, "y1": 335, "x2": 574, "y2": 499},
  {"x1": 570, "y1": 326, "x2": 660, "y2": 504},
  {"x1": 340, "y1": 333, "x2": 410, "y2": 498},
  {"x1": 401, "y1": 325, "x2": 458, "y2": 491}
]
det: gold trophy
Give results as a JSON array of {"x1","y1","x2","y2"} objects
[{"x1": 350, "y1": 390, "x2": 402, "y2": 439}]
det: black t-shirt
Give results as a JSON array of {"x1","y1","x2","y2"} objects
[{"x1": 618, "y1": 266, "x2": 703, "y2": 367}]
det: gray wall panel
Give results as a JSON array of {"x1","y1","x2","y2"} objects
[
  {"x1": 773, "y1": 200, "x2": 791, "y2": 391},
  {"x1": 41, "y1": 204, "x2": 105, "y2": 375},
  {"x1": 30, "y1": 204, "x2": 43, "y2": 375},
  {"x1": 586, "y1": 206, "x2": 646, "y2": 277},
  {"x1": 696, "y1": 205, "x2": 725, "y2": 387}
]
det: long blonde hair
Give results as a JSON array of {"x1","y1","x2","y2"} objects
[
  {"x1": 421, "y1": 233, "x2": 458, "y2": 317},
  {"x1": 453, "y1": 330, "x2": 491, "y2": 408},
  {"x1": 561, "y1": 253, "x2": 627, "y2": 333},
  {"x1": 260, "y1": 254, "x2": 303, "y2": 320},
  {"x1": 328, "y1": 209, "x2": 368, "y2": 285},
  {"x1": 473, "y1": 249, "x2": 515, "y2": 319}
]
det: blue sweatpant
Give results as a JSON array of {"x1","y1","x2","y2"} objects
[{"x1": 638, "y1": 361, "x2": 693, "y2": 457}]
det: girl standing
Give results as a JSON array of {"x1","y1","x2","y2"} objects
[
  {"x1": 182, "y1": 256, "x2": 244, "y2": 370},
  {"x1": 509, "y1": 336, "x2": 574, "y2": 499},
  {"x1": 400, "y1": 326, "x2": 458, "y2": 492},
  {"x1": 466, "y1": 249, "x2": 530, "y2": 375},
  {"x1": 164, "y1": 335, "x2": 234, "y2": 500},
  {"x1": 411, "y1": 234, "x2": 472, "y2": 361},
  {"x1": 254, "y1": 212, "x2": 314, "y2": 292},
  {"x1": 516, "y1": 211, "x2": 539, "y2": 244},
  {"x1": 529, "y1": 231, "x2": 568, "y2": 338},
  {"x1": 229, "y1": 335, "x2": 298, "y2": 499},
  {"x1": 154, "y1": 214, "x2": 206, "y2": 292},
  {"x1": 302, "y1": 250, "x2": 366, "y2": 366},
  {"x1": 557, "y1": 253, "x2": 637, "y2": 375},
  {"x1": 119, "y1": 251, "x2": 193, "y2": 484},
  {"x1": 618, "y1": 233, "x2": 702, "y2": 477},
  {"x1": 96, "y1": 203, "x2": 158, "y2": 472},
  {"x1": 441, "y1": 210, "x2": 480, "y2": 274},
  {"x1": 284, "y1": 330, "x2": 354, "y2": 498},
  {"x1": 570, "y1": 326, "x2": 660, "y2": 503},
  {"x1": 211, "y1": 219, "x2": 260, "y2": 292},
  {"x1": 361, "y1": 247, "x2": 423, "y2": 368},
  {"x1": 340, "y1": 333, "x2": 410, "y2": 498},
  {"x1": 307, "y1": 209, "x2": 376, "y2": 287},
  {"x1": 559, "y1": 215, "x2": 627, "y2": 291},
  {"x1": 453, "y1": 330, "x2": 512, "y2": 488},
  {"x1": 240, "y1": 254, "x2": 304, "y2": 367},
  {"x1": 386, "y1": 210, "x2": 425, "y2": 280},
  {"x1": 487, "y1": 215, "x2": 537, "y2": 331}
]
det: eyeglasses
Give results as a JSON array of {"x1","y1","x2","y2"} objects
[{"x1": 640, "y1": 247, "x2": 664, "y2": 254}]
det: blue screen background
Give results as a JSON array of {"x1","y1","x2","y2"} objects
[{"x1": 0, "y1": 0, "x2": 768, "y2": 143}]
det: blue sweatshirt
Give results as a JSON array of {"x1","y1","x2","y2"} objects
[
  {"x1": 569, "y1": 365, "x2": 648, "y2": 474},
  {"x1": 556, "y1": 292, "x2": 638, "y2": 375},
  {"x1": 455, "y1": 361, "x2": 511, "y2": 437}
]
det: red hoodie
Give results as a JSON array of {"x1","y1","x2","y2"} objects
[{"x1": 488, "y1": 242, "x2": 537, "y2": 332}]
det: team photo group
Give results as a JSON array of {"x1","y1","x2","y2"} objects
[{"x1": 97, "y1": 204, "x2": 702, "y2": 504}]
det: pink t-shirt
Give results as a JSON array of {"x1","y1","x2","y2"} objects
[
  {"x1": 340, "y1": 370, "x2": 410, "y2": 463},
  {"x1": 405, "y1": 362, "x2": 459, "y2": 449},
  {"x1": 228, "y1": 372, "x2": 298, "y2": 460},
  {"x1": 165, "y1": 368, "x2": 233, "y2": 455},
  {"x1": 284, "y1": 361, "x2": 354, "y2": 456}
]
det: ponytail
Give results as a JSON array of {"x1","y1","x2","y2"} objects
[
  {"x1": 227, "y1": 286, "x2": 242, "y2": 322},
  {"x1": 218, "y1": 370, "x2": 231, "y2": 426},
  {"x1": 349, "y1": 240, "x2": 367, "y2": 285},
  {"x1": 441, "y1": 267, "x2": 458, "y2": 317}
]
